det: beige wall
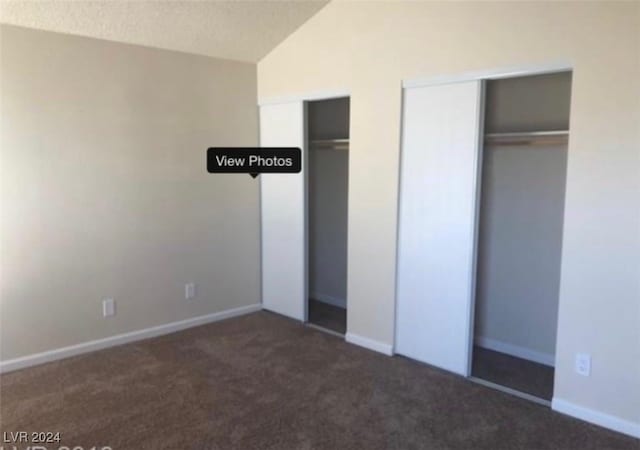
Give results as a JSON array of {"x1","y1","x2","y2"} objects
[
  {"x1": 258, "y1": 1, "x2": 640, "y2": 426},
  {"x1": 1, "y1": 25, "x2": 260, "y2": 360}
]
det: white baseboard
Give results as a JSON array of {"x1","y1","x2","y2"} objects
[
  {"x1": 345, "y1": 332, "x2": 393, "y2": 356},
  {"x1": 552, "y1": 398, "x2": 640, "y2": 438},
  {"x1": 0, "y1": 303, "x2": 262, "y2": 374},
  {"x1": 310, "y1": 292, "x2": 346, "y2": 308},
  {"x1": 475, "y1": 336, "x2": 555, "y2": 367}
]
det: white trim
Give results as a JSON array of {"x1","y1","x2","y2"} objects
[
  {"x1": 310, "y1": 292, "x2": 346, "y2": 308},
  {"x1": 258, "y1": 89, "x2": 350, "y2": 106},
  {"x1": 392, "y1": 86, "x2": 407, "y2": 368},
  {"x1": 464, "y1": 80, "x2": 486, "y2": 377},
  {"x1": 303, "y1": 101, "x2": 310, "y2": 323},
  {"x1": 552, "y1": 398, "x2": 640, "y2": 439},
  {"x1": 0, "y1": 303, "x2": 262, "y2": 374},
  {"x1": 402, "y1": 61, "x2": 572, "y2": 89},
  {"x1": 475, "y1": 336, "x2": 555, "y2": 367},
  {"x1": 346, "y1": 332, "x2": 393, "y2": 356}
]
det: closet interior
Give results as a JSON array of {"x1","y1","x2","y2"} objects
[
  {"x1": 472, "y1": 72, "x2": 572, "y2": 401},
  {"x1": 306, "y1": 97, "x2": 350, "y2": 335}
]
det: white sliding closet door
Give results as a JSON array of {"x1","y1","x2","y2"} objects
[
  {"x1": 260, "y1": 102, "x2": 306, "y2": 321},
  {"x1": 395, "y1": 81, "x2": 483, "y2": 376}
]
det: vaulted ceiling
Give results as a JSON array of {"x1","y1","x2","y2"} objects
[{"x1": 0, "y1": 0, "x2": 329, "y2": 62}]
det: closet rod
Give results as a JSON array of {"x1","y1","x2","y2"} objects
[
  {"x1": 309, "y1": 138, "x2": 349, "y2": 151},
  {"x1": 484, "y1": 130, "x2": 569, "y2": 146}
]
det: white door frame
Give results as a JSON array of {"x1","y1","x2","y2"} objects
[
  {"x1": 402, "y1": 61, "x2": 572, "y2": 88},
  {"x1": 394, "y1": 62, "x2": 573, "y2": 377},
  {"x1": 259, "y1": 89, "x2": 351, "y2": 323}
]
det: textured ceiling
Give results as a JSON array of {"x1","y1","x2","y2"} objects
[{"x1": 0, "y1": 0, "x2": 329, "y2": 62}]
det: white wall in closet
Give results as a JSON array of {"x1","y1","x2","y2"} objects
[{"x1": 475, "y1": 144, "x2": 567, "y2": 365}]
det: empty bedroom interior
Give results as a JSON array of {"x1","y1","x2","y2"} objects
[{"x1": 1, "y1": 1, "x2": 639, "y2": 449}]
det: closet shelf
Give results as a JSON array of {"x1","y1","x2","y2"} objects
[
  {"x1": 309, "y1": 138, "x2": 349, "y2": 151},
  {"x1": 484, "y1": 130, "x2": 569, "y2": 146}
]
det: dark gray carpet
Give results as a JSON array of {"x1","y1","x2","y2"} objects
[
  {"x1": 1, "y1": 312, "x2": 637, "y2": 450},
  {"x1": 308, "y1": 298, "x2": 347, "y2": 334},
  {"x1": 472, "y1": 346, "x2": 555, "y2": 400}
]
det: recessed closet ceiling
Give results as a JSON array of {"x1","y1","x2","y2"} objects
[{"x1": 0, "y1": 0, "x2": 329, "y2": 62}]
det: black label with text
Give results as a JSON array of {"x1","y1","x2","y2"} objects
[{"x1": 207, "y1": 148, "x2": 301, "y2": 178}]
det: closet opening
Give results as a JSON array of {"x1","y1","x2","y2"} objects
[
  {"x1": 471, "y1": 71, "x2": 572, "y2": 403},
  {"x1": 305, "y1": 97, "x2": 350, "y2": 335}
]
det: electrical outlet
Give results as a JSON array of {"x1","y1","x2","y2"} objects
[
  {"x1": 185, "y1": 283, "x2": 196, "y2": 300},
  {"x1": 102, "y1": 298, "x2": 115, "y2": 317},
  {"x1": 575, "y1": 353, "x2": 591, "y2": 376}
]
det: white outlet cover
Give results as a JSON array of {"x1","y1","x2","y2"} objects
[
  {"x1": 185, "y1": 283, "x2": 196, "y2": 300},
  {"x1": 102, "y1": 298, "x2": 115, "y2": 317},
  {"x1": 575, "y1": 353, "x2": 591, "y2": 376}
]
